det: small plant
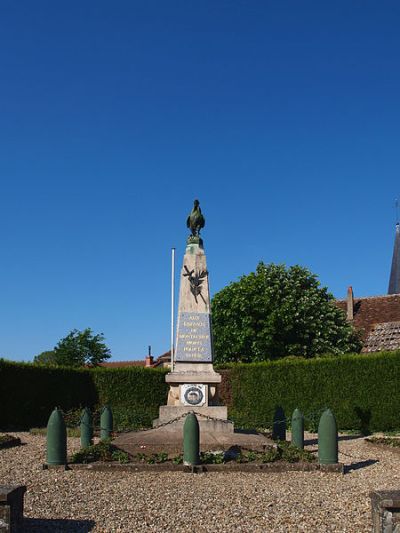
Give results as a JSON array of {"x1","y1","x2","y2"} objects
[
  {"x1": 70, "y1": 447, "x2": 98, "y2": 464},
  {"x1": 234, "y1": 443, "x2": 316, "y2": 464},
  {"x1": 111, "y1": 449, "x2": 129, "y2": 463},
  {"x1": 279, "y1": 441, "x2": 315, "y2": 463},
  {"x1": 280, "y1": 444, "x2": 302, "y2": 463},
  {"x1": 172, "y1": 454, "x2": 183, "y2": 464},
  {"x1": 70, "y1": 440, "x2": 129, "y2": 464},
  {"x1": 261, "y1": 447, "x2": 280, "y2": 463},
  {"x1": 137, "y1": 452, "x2": 169, "y2": 464},
  {"x1": 200, "y1": 451, "x2": 225, "y2": 464},
  {"x1": 244, "y1": 451, "x2": 258, "y2": 462}
]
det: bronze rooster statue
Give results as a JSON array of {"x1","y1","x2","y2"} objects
[{"x1": 186, "y1": 199, "x2": 205, "y2": 237}]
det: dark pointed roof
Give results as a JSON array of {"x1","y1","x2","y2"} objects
[{"x1": 388, "y1": 223, "x2": 400, "y2": 294}]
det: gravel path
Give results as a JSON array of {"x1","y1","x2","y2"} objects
[{"x1": 0, "y1": 431, "x2": 398, "y2": 532}]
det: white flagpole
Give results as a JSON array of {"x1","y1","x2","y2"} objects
[{"x1": 170, "y1": 247, "x2": 176, "y2": 372}]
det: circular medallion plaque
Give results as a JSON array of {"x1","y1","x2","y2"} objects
[{"x1": 183, "y1": 386, "x2": 204, "y2": 406}]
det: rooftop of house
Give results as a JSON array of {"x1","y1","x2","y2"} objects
[
  {"x1": 98, "y1": 351, "x2": 171, "y2": 369},
  {"x1": 98, "y1": 360, "x2": 146, "y2": 368},
  {"x1": 335, "y1": 287, "x2": 400, "y2": 353},
  {"x1": 332, "y1": 223, "x2": 400, "y2": 352},
  {"x1": 361, "y1": 321, "x2": 400, "y2": 353},
  {"x1": 336, "y1": 292, "x2": 400, "y2": 340}
]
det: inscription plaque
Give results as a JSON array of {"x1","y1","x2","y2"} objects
[{"x1": 175, "y1": 311, "x2": 213, "y2": 362}]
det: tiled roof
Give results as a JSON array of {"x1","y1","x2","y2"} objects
[
  {"x1": 362, "y1": 321, "x2": 400, "y2": 353},
  {"x1": 98, "y1": 360, "x2": 145, "y2": 368},
  {"x1": 335, "y1": 293, "x2": 400, "y2": 341},
  {"x1": 97, "y1": 351, "x2": 171, "y2": 368},
  {"x1": 156, "y1": 351, "x2": 171, "y2": 362}
]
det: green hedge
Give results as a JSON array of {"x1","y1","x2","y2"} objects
[
  {"x1": 91, "y1": 366, "x2": 168, "y2": 429},
  {"x1": 223, "y1": 350, "x2": 400, "y2": 432},
  {"x1": 2, "y1": 350, "x2": 400, "y2": 433},
  {"x1": 0, "y1": 359, "x2": 168, "y2": 430},
  {"x1": 0, "y1": 360, "x2": 97, "y2": 429}
]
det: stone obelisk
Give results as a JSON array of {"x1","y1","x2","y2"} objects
[{"x1": 154, "y1": 200, "x2": 231, "y2": 431}]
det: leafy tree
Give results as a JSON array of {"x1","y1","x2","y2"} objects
[
  {"x1": 32, "y1": 329, "x2": 111, "y2": 367},
  {"x1": 52, "y1": 328, "x2": 111, "y2": 367},
  {"x1": 33, "y1": 350, "x2": 57, "y2": 366},
  {"x1": 211, "y1": 262, "x2": 361, "y2": 363}
]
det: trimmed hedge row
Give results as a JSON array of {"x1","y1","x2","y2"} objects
[
  {"x1": 221, "y1": 350, "x2": 400, "y2": 432},
  {"x1": 0, "y1": 361, "x2": 96, "y2": 429},
  {"x1": 0, "y1": 359, "x2": 168, "y2": 430},
  {"x1": 1, "y1": 350, "x2": 400, "y2": 432},
  {"x1": 91, "y1": 366, "x2": 168, "y2": 429}
]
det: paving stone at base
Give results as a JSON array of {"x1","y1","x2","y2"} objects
[{"x1": 113, "y1": 425, "x2": 272, "y2": 456}]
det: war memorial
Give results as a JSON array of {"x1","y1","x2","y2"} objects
[{"x1": 115, "y1": 200, "x2": 271, "y2": 454}]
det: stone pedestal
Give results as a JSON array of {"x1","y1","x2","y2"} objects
[
  {"x1": 165, "y1": 367, "x2": 221, "y2": 407},
  {"x1": 371, "y1": 490, "x2": 400, "y2": 533},
  {"x1": 0, "y1": 485, "x2": 26, "y2": 533},
  {"x1": 155, "y1": 238, "x2": 230, "y2": 430}
]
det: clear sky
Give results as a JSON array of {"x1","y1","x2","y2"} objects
[{"x1": 1, "y1": 1, "x2": 400, "y2": 362}]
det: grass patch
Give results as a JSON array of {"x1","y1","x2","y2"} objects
[
  {"x1": 136, "y1": 452, "x2": 170, "y2": 464},
  {"x1": 235, "y1": 442, "x2": 316, "y2": 464},
  {"x1": 366, "y1": 437, "x2": 400, "y2": 448},
  {"x1": 30, "y1": 427, "x2": 81, "y2": 438}
]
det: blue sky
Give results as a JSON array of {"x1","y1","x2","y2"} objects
[{"x1": 1, "y1": 1, "x2": 399, "y2": 362}]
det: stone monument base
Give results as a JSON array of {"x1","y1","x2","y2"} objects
[
  {"x1": 155, "y1": 363, "x2": 232, "y2": 433},
  {"x1": 164, "y1": 365, "x2": 222, "y2": 408}
]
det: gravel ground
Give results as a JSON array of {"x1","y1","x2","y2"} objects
[{"x1": 0, "y1": 431, "x2": 398, "y2": 532}]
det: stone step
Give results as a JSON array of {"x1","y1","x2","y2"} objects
[{"x1": 155, "y1": 405, "x2": 228, "y2": 424}]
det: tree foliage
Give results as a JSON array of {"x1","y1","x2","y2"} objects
[
  {"x1": 53, "y1": 328, "x2": 111, "y2": 367},
  {"x1": 33, "y1": 328, "x2": 111, "y2": 367},
  {"x1": 33, "y1": 350, "x2": 57, "y2": 366},
  {"x1": 211, "y1": 262, "x2": 361, "y2": 363}
]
